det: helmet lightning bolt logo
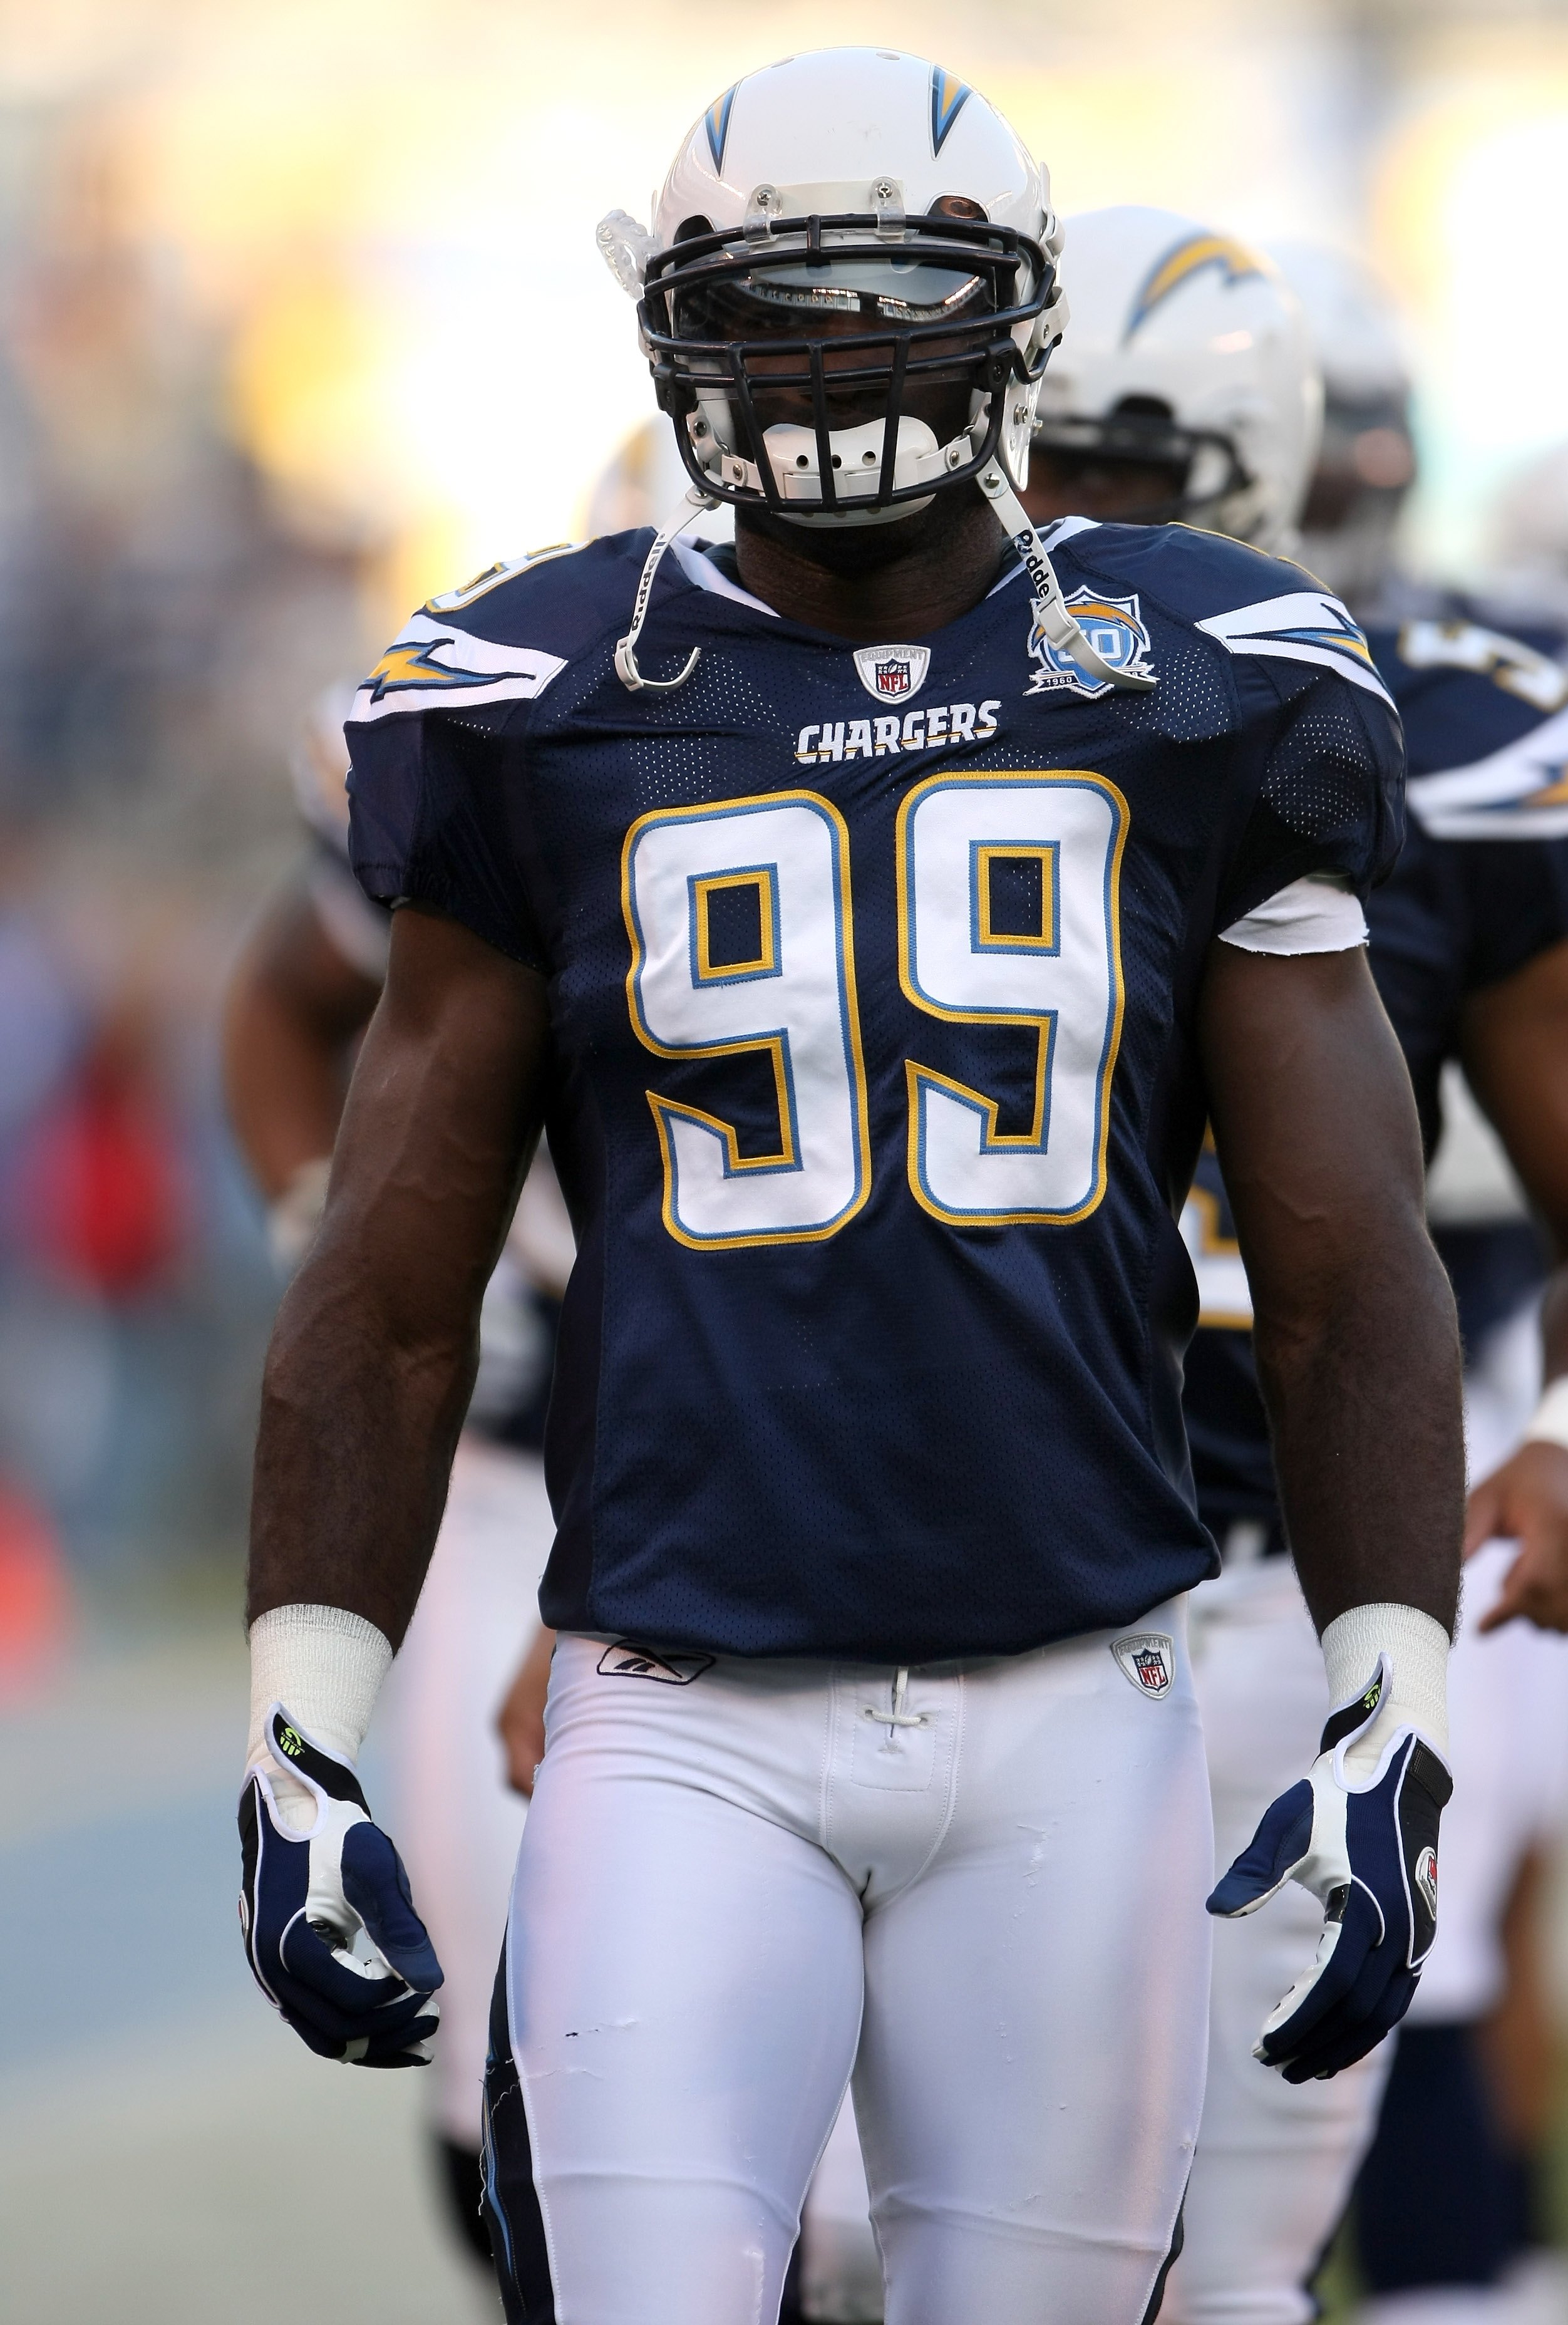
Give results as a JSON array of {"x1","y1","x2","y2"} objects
[
  {"x1": 930, "y1": 67, "x2": 972, "y2": 155},
  {"x1": 1127, "y1": 234, "x2": 1266, "y2": 338},
  {"x1": 705, "y1": 85, "x2": 737, "y2": 173}
]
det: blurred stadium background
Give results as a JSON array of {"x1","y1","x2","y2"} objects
[{"x1": 3, "y1": 0, "x2": 1568, "y2": 2316}]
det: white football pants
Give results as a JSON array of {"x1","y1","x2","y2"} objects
[
  {"x1": 1162, "y1": 1556, "x2": 1395, "y2": 2325},
  {"x1": 486, "y1": 1606, "x2": 1214, "y2": 2325},
  {"x1": 380, "y1": 1432, "x2": 554, "y2": 2147}
]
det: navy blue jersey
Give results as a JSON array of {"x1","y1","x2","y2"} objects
[
  {"x1": 1182, "y1": 613, "x2": 1568, "y2": 1549},
  {"x1": 346, "y1": 517, "x2": 1400, "y2": 1660}
]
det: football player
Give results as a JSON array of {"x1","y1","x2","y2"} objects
[
  {"x1": 238, "y1": 57, "x2": 1463, "y2": 2324},
  {"x1": 223, "y1": 690, "x2": 570, "y2": 2265},
  {"x1": 1019, "y1": 207, "x2": 1568, "y2": 2324}
]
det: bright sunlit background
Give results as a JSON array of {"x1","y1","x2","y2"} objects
[{"x1": 2, "y1": 3, "x2": 1568, "y2": 2319}]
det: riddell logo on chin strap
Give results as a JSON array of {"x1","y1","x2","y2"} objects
[{"x1": 795, "y1": 701, "x2": 1000, "y2": 764}]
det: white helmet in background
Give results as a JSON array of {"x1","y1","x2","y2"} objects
[
  {"x1": 1482, "y1": 442, "x2": 1568, "y2": 621},
  {"x1": 1266, "y1": 241, "x2": 1415, "y2": 610},
  {"x1": 597, "y1": 48, "x2": 1063, "y2": 526},
  {"x1": 1033, "y1": 206, "x2": 1321, "y2": 552},
  {"x1": 289, "y1": 680, "x2": 357, "y2": 848},
  {"x1": 583, "y1": 417, "x2": 732, "y2": 539}
]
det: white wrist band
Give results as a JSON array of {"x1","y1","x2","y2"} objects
[
  {"x1": 1524, "y1": 1375, "x2": 1568, "y2": 1454},
  {"x1": 246, "y1": 1603, "x2": 392, "y2": 1827},
  {"x1": 1321, "y1": 1602, "x2": 1449, "y2": 1773}
]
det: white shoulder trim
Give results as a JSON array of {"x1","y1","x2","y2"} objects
[
  {"x1": 349, "y1": 611, "x2": 567, "y2": 724},
  {"x1": 1219, "y1": 875, "x2": 1368, "y2": 956},
  {"x1": 1195, "y1": 590, "x2": 1396, "y2": 708},
  {"x1": 668, "y1": 536, "x2": 778, "y2": 616},
  {"x1": 1406, "y1": 700, "x2": 1568, "y2": 838}
]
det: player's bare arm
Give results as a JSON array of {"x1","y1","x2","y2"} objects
[
  {"x1": 237, "y1": 906, "x2": 548, "y2": 2069},
  {"x1": 1200, "y1": 941, "x2": 1463, "y2": 1635},
  {"x1": 497, "y1": 1618, "x2": 557, "y2": 1796},
  {"x1": 1457, "y1": 936, "x2": 1568, "y2": 1628},
  {"x1": 224, "y1": 872, "x2": 383, "y2": 1203},
  {"x1": 1200, "y1": 938, "x2": 1460, "y2": 2083},
  {"x1": 247, "y1": 903, "x2": 550, "y2": 1643}
]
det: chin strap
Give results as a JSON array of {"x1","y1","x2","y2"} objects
[
  {"x1": 976, "y1": 463, "x2": 1158, "y2": 694},
  {"x1": 614, "y1": 490, "x2": 720, "y2": 693},
  {"x1": 616, "y1": 467, "x2": 1157, "y2": 700}
]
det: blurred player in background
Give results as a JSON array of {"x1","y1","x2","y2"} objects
[
  {"x1": 1277, "y1": 245, "x2": 1568, "y2": 2325},
  {"x1": 223, "y1": 691, "x2": 573, "y2": 2265},
  {"x1": 1478, "y1": 443, "x2": 1568, "y2": 635},
  {"x1": 1016, "y1": 207, "x2": 1568, "y2": 2324},
  {"x1": 1017, "y1": 209, "x2": 1568, "y2": 2316}
]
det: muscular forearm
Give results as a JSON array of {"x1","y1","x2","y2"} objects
[
  {"x1": 1200, "y1": 943, "x2": 1463, "y2": 1638},
  {"x1": 225, "y1": 983, "x2": 351, "y2": 1199},
  {"x1": 1254, "y1": 1231, "x2": 1463, "y2": 1634},
  {"x1": 224, "y1": 878, "x2": 383, "y2": 1201},
  {"x1": 1539, "y1": 1268, "x2": 1568, "y2": 1384},
  {"x1": 247, "y1": 1250, "x2": 480, "y2": 1641}
]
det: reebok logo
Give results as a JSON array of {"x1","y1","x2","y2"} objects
[{"x1": 597, "y1": 1642, "x2": 715, "y2": 1685}]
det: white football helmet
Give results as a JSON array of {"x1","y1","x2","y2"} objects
[
  {"x1": 597, "y1": 48, "x2": 1063, "y2": 526},
  {"x1": 597, "y1": 51, "x2": 1147, "y2": 702},
  {"x1": 584, "y1": 416, "x2": 735, "y2": 546},
  {"x1": 1033, "y1": 206, "x2": 1321, "y2": 552},
  {"x1": 1484, "y1": 441, "x2": 1568, "y2": 621},
  {"x1": 1266, "y1": 242, "x2": 1415, "y2": 609}
]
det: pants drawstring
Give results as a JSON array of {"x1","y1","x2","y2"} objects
[{"x1": 862, "y1": 1665, "x2": 928, "y2": 1736}]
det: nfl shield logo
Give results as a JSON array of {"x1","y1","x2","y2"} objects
[
  {"x1": 1112, "y1": 1632, "x2": 1174, "y2": 1698},
  {"x1": 853, "y1": 642, "x2": 931, "y2": 703}
]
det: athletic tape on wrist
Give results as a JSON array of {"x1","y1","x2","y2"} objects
[
  {"x1": 245, "y1": 1603, "x2": 391, "y2": 1788},
  {"x1": 1321, "y1": 1601, "x2": 1449, "y2": 1768},
  {"x1": 1524, "y1": 1375, "x2": 1568, "y2": 1454}
]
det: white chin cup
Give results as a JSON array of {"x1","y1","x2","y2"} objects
[{"x1": 691, "y1": 410, "x2": 974, "y2": 526}]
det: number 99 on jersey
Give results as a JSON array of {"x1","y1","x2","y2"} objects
[{"x1": 621, "y1": 774, "x2": 1127, "y2": 1248}]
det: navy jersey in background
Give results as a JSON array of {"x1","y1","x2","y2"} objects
[
  {"x1": 346, "y1": 518, "x2": 1401, "y2": 1660},
  {"x1": 1182, "y1": 614, "x2": 1568, "y2": 1555}
]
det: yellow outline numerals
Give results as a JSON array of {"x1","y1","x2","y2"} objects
[
  {"x1": 622, "y1": 774, "x2": 1128, "y2": 1248},
  {"x1": 897, "y1": 771, "x2": 1128, "y2": 1228},
  {"x1": 621, "y1": 793, "x2": 871, "y2": 1250}
]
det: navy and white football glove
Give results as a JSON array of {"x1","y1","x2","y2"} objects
[
  {"x1": 1207, "y1": 1654, "x2": 1452, "y2": 2083},
  {"x1": 238, "y1": 1704, "x2": 443, "y2": 2067}
]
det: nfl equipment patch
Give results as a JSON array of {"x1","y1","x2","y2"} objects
[
  {"x1": 1113, "y1": 1632, "x2": 1174, "y2": 1697},
  {"x1": 854, "y1": 642, "x2": 931, "y2": 702},
  {"x1": 1027, "y1": 589, "x2": 1155, "y2": 699}
]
